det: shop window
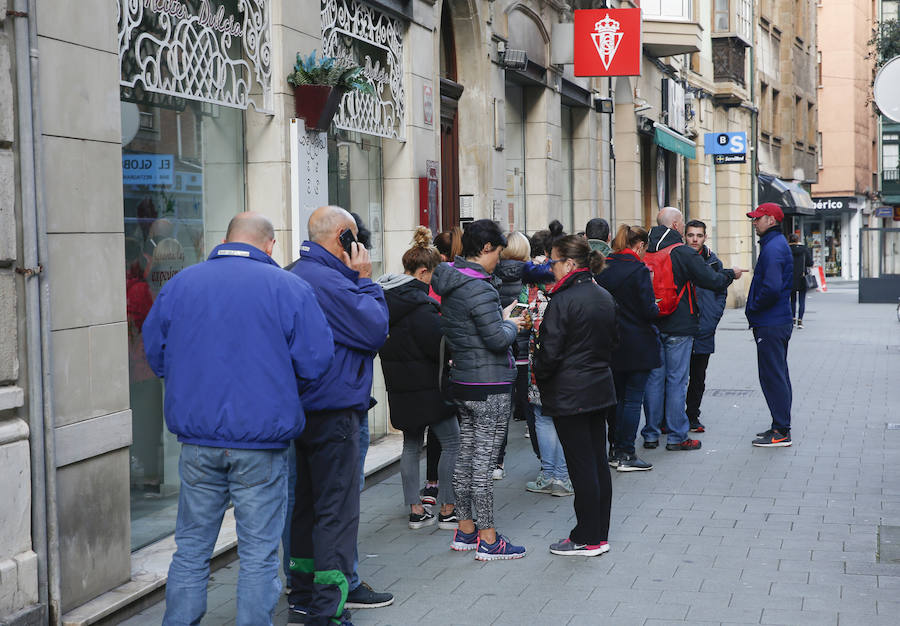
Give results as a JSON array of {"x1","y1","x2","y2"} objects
[{"x1": 122, "y1": 99, "x2": 245, "y2": 551}]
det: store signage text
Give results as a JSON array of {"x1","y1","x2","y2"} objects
[
  {"x1": 122, "y1": 154, "x2": 175, "y2": 186},
  {"x1": 714, "y1": 153, "x2": 746, "y2": 164},
  {"x1": 704, "y1": 132, "x2": 747, "y2": 156},
  {"x1": 141, "y1": 0, "x2": 243, "y2": 38},
  {"x1": 813, "y1": 197, "x2": 856, "y2": 211},
  {"x1": 574, "y1": 9, "x2": 642, "y2": 77},
  {"x1": 874, "y1": 206, "x2": 893, "y2": 217}
]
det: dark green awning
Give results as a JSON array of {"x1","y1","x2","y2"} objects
[{"x1": 654, "y1": 124, "x2": 696, "y2": 160}]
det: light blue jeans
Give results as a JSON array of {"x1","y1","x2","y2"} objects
[
  {"x1": 642, "y1": 334, "x2": 694, "y2": 445},
  {"x1": 163, "y1": 444, "x2": 289, "y2": 626},
  {"x1": 533, "y1": 403, "x2": 568, "y2": 481},
  {"x1": 347, "y1": 414, "x2": 369, "y2": 592}
]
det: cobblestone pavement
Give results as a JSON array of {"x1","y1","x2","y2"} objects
[{"x1": 124, "y1": 284, "x2": 900, "y2": 625}]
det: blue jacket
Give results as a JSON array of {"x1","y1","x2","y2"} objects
[
  {"x1": 746, "y1": 228, "x2": 793, "y2": 328},
  {"x1": 290, "y1": 241, "x2": 389, "y2": 413},
  {"x1": 693, "y1": 246, "x2": 728, "y2": 354},
  {"x1": 143, "y1": 243, "x2": 334, "y2": 449}
]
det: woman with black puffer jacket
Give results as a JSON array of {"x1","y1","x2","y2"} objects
[{"x1": 377, "y1": 227, "x2": 460, "y2": 531}]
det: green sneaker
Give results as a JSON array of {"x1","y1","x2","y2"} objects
[
  {"x1": 551, "y1": 478, "x2": 574, "y2": 497},
  {"x1": 525, "y1": 470, "x2": 553, "y2": 494}
]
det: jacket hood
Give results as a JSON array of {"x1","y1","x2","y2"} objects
[
  {"x1": 601, "y1": 252, "x2": 645, "y2": 291},
  {"x1": 588, "y1": 239, "x2": 612, "y2": 256},
  {"x1": 376, "y1": 272, "x2": 417, "y2": 290},
  {"x1": 494, "y1": 258, "x2": 524, "y2": 283},
  {"x1": 648, "y1": 226, "x2": 683, "y2": 252},
  {"x1": 790, "y1": 244, "x2": 807, "y2": 258},
  {"x1": 382, "y1": 278, "x2": 433, "y2": 324},
  {"x1": 431, "y1": 256, "x2": 491, "y2": 296}
]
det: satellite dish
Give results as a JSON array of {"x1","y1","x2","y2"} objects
[{"x1": 874, "y1": 56, "x2": 900, "y2": 123}]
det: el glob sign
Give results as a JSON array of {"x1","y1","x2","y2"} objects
[{"x1": 574, "y1": 9, "x2": 642, "y2": 77}]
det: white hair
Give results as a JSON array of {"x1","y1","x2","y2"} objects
[
  {"x1": 308, "y1": 206, "x2": 355, "y2": 243},
  {"x1": 657, "y1": 206, "x2": 683, "y2": 228}
]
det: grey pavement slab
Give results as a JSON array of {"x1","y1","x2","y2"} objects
[{"x1": 121, "y1": 284, "x2": 900, "y2": 625}]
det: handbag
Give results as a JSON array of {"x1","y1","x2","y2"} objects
[{"x1": 804, "y1": 273, "x2": 817, "y2": 290}]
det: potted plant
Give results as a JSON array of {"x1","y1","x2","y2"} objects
[{"x1": 287, "y1": 50, "x2": 373, "y2": 131}]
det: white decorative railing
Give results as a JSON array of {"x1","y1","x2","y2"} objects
[
  {"x1": 118, "y1": 0, "x2": 273, "y2": 113},
  {"x1": 321, "y1": 0, "x2": 405, "y2": 141}
]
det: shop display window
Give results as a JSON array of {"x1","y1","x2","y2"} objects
[{"x1": 121, "y1": 99, "x2": 245, "y2": 550}]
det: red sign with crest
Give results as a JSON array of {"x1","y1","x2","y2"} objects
[{"x1": 574, "y1": 9, "x2": 642, "y2": 77}]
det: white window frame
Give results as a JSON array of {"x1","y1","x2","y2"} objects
[{"x1": 642, "y1": 0, "x2": 693, "y2": 22}]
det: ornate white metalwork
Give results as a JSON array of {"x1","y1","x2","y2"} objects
[
  {"x1": 118, "y1": 0, "x2": 273, "y2": 113},
  {"x1": 321, "y1": 0, "x2": 406, "y2": 140}
]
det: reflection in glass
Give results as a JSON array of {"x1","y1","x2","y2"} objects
[{"x1": 123, "y1": 98, "x2": 245, "y2": 550}]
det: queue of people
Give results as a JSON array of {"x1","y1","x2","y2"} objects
[{"x1": 141, "y1": 200, "x2": 799, "y2": 625}]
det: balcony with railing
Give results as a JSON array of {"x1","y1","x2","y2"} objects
[{"x1": 641, "y1": 0, "x2": 702, "y2": 57}]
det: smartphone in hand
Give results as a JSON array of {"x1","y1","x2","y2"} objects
[
  {"x1": 509, "y1": 304, "x2": 528, "y2": 317},
  {"x1": 339, "y1": 229, "x2": 356, "y2": 256}
]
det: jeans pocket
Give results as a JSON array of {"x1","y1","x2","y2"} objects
[
  {"x1": 233, "y1": 450, "x2": 273, "y2": 489},
  {"x1": 179, "y1": 445, "x2": 207, "y2": 487}
]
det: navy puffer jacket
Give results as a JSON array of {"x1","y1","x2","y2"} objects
[
  {"x1": 431, "y1": 257, "x2": 518, "y2": 384},
  {"x1": 693, "y1": 246, "x2": 728, "y2": 355}
]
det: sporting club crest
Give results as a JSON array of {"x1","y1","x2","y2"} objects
[{"x1": 590, "y1": 14, "x2": 623, "y2": 71}]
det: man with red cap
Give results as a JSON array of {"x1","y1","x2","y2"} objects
[{"x1": 745, "y1": 202, "x2": 795, "y2": 447}]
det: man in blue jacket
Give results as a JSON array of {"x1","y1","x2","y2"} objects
[
  {"x1": 684, "y1": 219, "x2": 729, "y2": 434},
  {"x1": 288, "y1": 206, "x2": 390, "y2": 625},
  {"x1": 143, "y1": 212, "x2": 334, "y2": 626},
  {"x1": 745, "y1": 203, "x2": 795, "y2": 447}
]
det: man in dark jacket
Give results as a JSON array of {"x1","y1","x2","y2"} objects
[
  {"x1": 143, "y1": 212, "x2": 334, "y2": 625},
  {"x1": 586, "y1": 217, "x2": 612, "y2": 258},
  {"x1": 288, "y1": 206, "x2": 391, "y2": 624},
  {"x1": 684, "y1": 220, "x2": 728, "y2": 433},
  {"x1": 746, "y1": 203, "x2": 795, "y2": 448},
  {"x1": 641, "y1": 207, "x2": 744, "y2": 451}
]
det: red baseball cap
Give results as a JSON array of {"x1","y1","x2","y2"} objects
[{"x1": 746, "y1": 202, "x2": 784, "y2": 222}]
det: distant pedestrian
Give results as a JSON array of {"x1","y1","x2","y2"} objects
[
  {"x1": 533, "y1": 235, "x2": 617, "y2": 556},
  {"x1": 288, "y1": 206, "x2": 392, "y2": 624},
  {"x1": 746, "y1": 203, "x2": 795, "y2": 447},
  {"x1": 789, "y1": 233, "x2": 814, "y2": 329},
  {"x1": 431, "y1": 219, "x2": 529, "y2": 561},
  {"x1": 143, "y1": 212, "x2": 334, "y2": 626},
  {"x1": 595, "y1": 225, "x2": 659, "y2": 472},
  {"x1": 641, "y1": 208, "x2": 743, "y2": 451},
  {"x1": 684, "y1": 220, "x2": 728, "y2": 434},
  {"x1": 376, "y1": 227, "x2": 460, "y2": 531},
  {"x1": 586, "y1": 217, "x2": 612, "y2": 259}
]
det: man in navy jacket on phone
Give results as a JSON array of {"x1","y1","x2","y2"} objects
[
  {"x1": 288, "y1": 206, "x2": 390, "y2": 625},
  {"x1": 745, "y1": 203, "x2": 795, "y2": 448}
]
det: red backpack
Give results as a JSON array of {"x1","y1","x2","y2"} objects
[{"x1": 643, "y1": 244, "x2": 693, "y2": 317}]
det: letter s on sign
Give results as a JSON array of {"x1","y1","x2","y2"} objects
[{"x1": 730, "y1": 134, "x2": 746, "y2": 153}]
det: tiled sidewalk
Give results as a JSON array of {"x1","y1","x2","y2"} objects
[{"x1": 124, "y1": 285, "x2": 900, "y2": 625}]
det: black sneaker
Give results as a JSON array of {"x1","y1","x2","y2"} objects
[
  {"x1": 616, "y1": 453, "x2": 653, "y2": 472},
  {"x1": 287, "y1": 606, "x2": 309, "y2": 624},
  {"x1": 643, "y1": 440, "x2": 659, "y2": 449},
  {"x1": 438, "y1": 510, "x2": 459, "y2": 530},
  {"x1": 420, "y1": 485, "x2": 438, "y2": 506},
  {"x1": 345, "y1": 582, "x2": 394, "y2": 609},
  {"x1": 608, "y1": 450, "x2": 621, "y2": 468},
  {"x1": 408, "y1": 510, "x2": 436, "y2": 529},
  {"x1": 756, "y1": 428, "x2": 774, "y2": 437},
  {"x1": 665, "y1": 439, "x2": 702, "y2": 451},
  {"x1": 689, "y1": 421, "x2": 705, "y2": 433},
  {"x1": 752, "y1": 430, "x2": 792, "y2": 447}
]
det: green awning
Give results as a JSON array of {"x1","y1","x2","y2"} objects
[{"x1": 654, "y1": 124, "x2": 696, "y2": 160}]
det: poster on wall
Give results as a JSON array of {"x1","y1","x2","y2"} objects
[{"x1": 573, "y1": 9, "x2": 642, "y2": 77}]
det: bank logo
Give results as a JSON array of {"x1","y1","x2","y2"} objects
[{"x1": 590, "y1": 14, "x2": 623, "y2": 71}]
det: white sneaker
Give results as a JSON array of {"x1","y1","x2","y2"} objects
[{"x1": 492, "y1": 467, "x2": 505, "y2": 480}]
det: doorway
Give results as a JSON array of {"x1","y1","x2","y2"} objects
[{"x1": 439, "y1": 2, "x2": 462, "y2": 230}]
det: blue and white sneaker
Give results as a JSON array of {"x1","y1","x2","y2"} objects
[
  {"x1": 474, "y1": 533, "x2": 526, "y2": 561},
  {"x1": 450, "y1": 527, "x2": 478, "y2": 551}
]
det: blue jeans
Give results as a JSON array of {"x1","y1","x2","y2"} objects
[
  {"x1": 347, "y1": 414, "x2": 369, "y2": 592},
  {"x1": 533, "y1": 403, "x2": 568, "y2": 480},
  {"x1": 164, "y1": 444, "x2": 289, "y2": 626},
  {"x1": 642, "y1": 334, "x2": 694, "y2": 445},
  {"x1": 613, "y1": 370, "x2": 651, "y2": 455}
]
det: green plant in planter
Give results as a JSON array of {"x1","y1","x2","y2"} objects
[{"x1": 287, "y1": 50, "x2": 374, "y2": 95}]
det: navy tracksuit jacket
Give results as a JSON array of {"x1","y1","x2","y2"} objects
[{"x1": 745, "y1": 228, "x2": 794, "y2": 433}]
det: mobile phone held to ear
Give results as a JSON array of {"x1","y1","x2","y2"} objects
[
  {"x1": 509, "y1": 304, "x2": 528, "y2": 318},
  {"x1": 339, "y1": 229, "x2": 356, "y2": 256}
]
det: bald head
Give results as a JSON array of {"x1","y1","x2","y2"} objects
[
  {"x1": 308, "y1": 205, "x2": 356, "y2": 243},
  {"x1": 225, "y1": 212, "x2": 276, "y2": 250},
  {"x1": 657, "y1": 207, "x2": 684, "y2": 234}
]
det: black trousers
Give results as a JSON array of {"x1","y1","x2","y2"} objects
[
  {"x1": 686, "y1": 353, "x2": 711, "y2": 422},
  {"x1": 553, "y1": 411, "x2": 613, "y2": 545},
  {"x1": 289, "y1": 410, "x2": 360, "y2": 625}
]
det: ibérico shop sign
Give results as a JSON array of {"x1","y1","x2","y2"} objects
[{"x1": 574, "y1": 9, "x2": 642, "y2": 77}]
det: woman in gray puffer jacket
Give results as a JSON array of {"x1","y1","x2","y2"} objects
[{"x1": 431, "y1": 219, "x2": 528, "y2": 560}]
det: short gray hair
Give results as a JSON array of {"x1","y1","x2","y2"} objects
[
  {"x1": 308, "y1": 205, "x2": 355, "y2": 243},
  {"x1": 225, "y1": 212, "x2": 275, "y2": 246},
  {"x1": 657, "y1": 206, "x2": 683, "y2": 228}
]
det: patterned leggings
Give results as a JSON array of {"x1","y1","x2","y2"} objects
[{"x1": 452, "y1": 393, "x2": 511, "y2": 530}]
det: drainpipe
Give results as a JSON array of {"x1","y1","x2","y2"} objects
[
  {"x1": 749, "y1": 0, "x2": 758, "y2": 267},
  {"x1": 608, "y1": 76, "x2": 616, "y2": 224},
  {"x1": 13, "y1": 1, "x2": 62, "y2": 623}
]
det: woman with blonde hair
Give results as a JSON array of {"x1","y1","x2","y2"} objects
[{"x1": 376, "y1": 227, "x2": 460, "y2": 529}]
